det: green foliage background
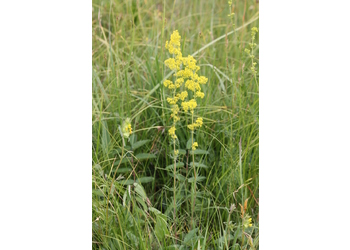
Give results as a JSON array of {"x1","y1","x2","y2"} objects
[{"x1": 92, "y1": 0, "x2": 259, "y2": 249}]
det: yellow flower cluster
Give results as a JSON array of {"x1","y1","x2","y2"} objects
[
  {"x1": 195, "y1": 117, "x2": 203, "y2": 127},
  {"x1": 122, "y1": 118, "x2": 132, "y2": 139},
  {"x1": 181, "y1": 99, "x2": 197, "y2": 113},
  {"x1": 164, "y1": 30, "x2": 207, "y2": 140},
  {"x1": 168, "y1": 126, "x2": 177, "y2": 139},
  {"x1": 167, "y1": 91, "x2": 188, "y2": 105},
  {"x1": 191, "y1": 142, "x2": 198, "y2": 150},
  {"x1": 163, "y1": 31, "x2": 207, "y2": 101},
  {"x1": 187, "y1": 117, "x2": 203, "y2": 131},
  {"x1": 195, "y1": 91, "x2": 205, "y2": 98},
  {"x1": 243, "y1": 216, "x2": 253, "y2": 228},
  {"x1": 176, "y1": 68, "x2": 207, "y2": 98},
  {"x1": 248, "y1": 218, "x2": 253, "y2": 227},
  {"x1": 164, "y1": 78, "x2": 184, "y2": 89},
  {"x1": 164, "y1": 30, "x2": 183, "y2": 71},
  {"x1": 165, "y1": 31, "x2": 181, "y2": 55},
  {"x1": 245, "y1": 27, "x2": 258, "y2": 76},
  {"x1": 170, "y1": 105, "x2": 180, "y2": 122},
  {"x1": 182, "y1": 55, "x2": 199, "y2": 71}
]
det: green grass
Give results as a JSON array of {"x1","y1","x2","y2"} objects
[{"x1": 92, "y1": 0, "x2": 259, "y2": 249}]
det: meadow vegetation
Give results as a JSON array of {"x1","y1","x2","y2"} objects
[{"x1": 92, "y1": 0, "x2": 259, "y2": 249}]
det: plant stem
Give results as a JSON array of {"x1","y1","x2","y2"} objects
[
  {"x1": 239, "y1": 137, "x2": 245, "y2": 247},
  {"x1": 173, "y1": 136, "x2": 177, "y2": 239},
  {"x1": 191, "y1": 112, "x2": 197, "y2": 229},
  {"x1": 106, "y1": 139, "x2": 124, "y2": 237},
  {"x1": 172, "y1": 88, "x2": 177, "y2": 241}
]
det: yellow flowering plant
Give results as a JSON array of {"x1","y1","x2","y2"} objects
[
  {"x1": 121, "y1": 118, "x2": 132, "y2": 139},
  {"x1": 163, "y1": 30, "x2": 208, "y2": 230},
  {"x1": 244, "y1": 27, "x2": 259, "y2": 77}
]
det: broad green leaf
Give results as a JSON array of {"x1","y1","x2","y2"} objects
[
  {"x1": 115, "y1": 167, "x2": 132, "y2": 173},
  {"x1": 126, "y1": 232, "x2": 139, "y2": 248},
  {"x1": 184, "y1": 228, "x2": 198, "y2": 244},
  {"x1": 149, "y1": 207, "x2": 169, "y2": 242},
  {"x1": 189, "y1": 162, "x2": 208, "y2": 168},
  {"x1": 135, "y1": 153, "x2": 156, "y2": 160},
  {"x1": 116, "y1": 157, "x2": 132, "y2": 164},
  {"x1": 133, "y1": 183, "x2": 147, "y2": 199},
  {"x1": 118, "y1": 177, "x2": 154, "y2": 185},
  {"x1": 119, "y1": 179, "x2": 135, "y2": 185},
  {"x1": 92, "y1": 69, "x2": 109, "y2": 103},
  {"x1": 178, "y1": 149, "x2": 186, "y2": 155},
  {"x1": 129, "y1": 134, "x2": 137, "y2": 146},
  {"x1": 168, "y1": 173, "x2": 186, "y2": 182},
  {"x1": 123, "y1": 190, "x2": 128, "y2": 206},
  {"x1": 166, "y1": 245, "x2": 181, "y2": 250},
  {"x1": 186, "y1": 138, "x2": 194, "y2": 150},
  {"x1": 93, "y1": 164, "x2": 104, "y2": 177},
  {"x1": 154, "y1": 213, "x2": 168, "y2": 242},
  {"x1": 166, "y1": 162, "x2": 185, "y2": 170},
  {"x1": 188, "y1": 176, "x2": 206, "y2": 183},
  {"x1": 189, "y1": 149, "x2": 209, "y2": 155},
  {"x1": 101, "y1": 121, "x2": 110, "y2": 156},
  {"x1": 92, "y1": 189, "x2": 104, "y2": 197},
  {"x1": 131, "y1": 140, "x2": 150, "y2": 150},
  {"x1": 135, "y1": 196, "x2": 147, "y2": 211},
  {"x1": 115, "y1": 146, "x2": 131, "y2": 154},
  {"x1": 149, "y1": 207, "x2": 161, "y2": 215},
  {"x1": 138, "y1": 176, "x2": 154, "y2": 183}
]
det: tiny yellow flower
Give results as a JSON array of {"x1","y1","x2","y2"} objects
[
  {"x1": 175, "y1": 78, "x2": 184, "y2": 88},
  {"x1": 187, "y1": 124, "x2": 195, "y2": 131},
  {"x1": 168, "y1": 126, "x2": 177, "y2": 139},
  {"x1": 198, "y1": 76, "x2": 208, "y2": 84},
  {"x1": 163, "y1": 79, "x2": 172, "y2": 87},
  {"x1": 243, "y1": 215, "x2": 253, "y2": 228},
  {"x1": 251, "y1": 27, "x2": 258, "y2": 33},
  {"x1": 122, "y1": 118, "x2": 132, "y2": 139},
  {"x1": 179, "y1": 91, "x2": 188, "y2": 101},
  {"x1": 164, "y1": 58, "x2": 177, "y2": 70},
  {"x1": 170, "y1": 105, "x2": 180, "y2": 122},
  {"x1": 165, "y1": 30, "x2": 181, "y2": 56},
  {"x1": 167, "y1": 96, "x2": 179, "y2": 105},
  {"x1": 192, "y1": 142, "x2": 198, "y2": 150},
  {"x1": 181, "y1": 99, "x2": 197, "y2": 113},
  {"x1": 195, "y1": 91, "x2": 205, "y2": 98},
  {"x1": 195, "y1": 117, "x2": 203, "y2": 127}
]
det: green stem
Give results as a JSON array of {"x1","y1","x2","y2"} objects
[
  {"x1": 106, "y1": 140, "x2": 124, "y2": 238},
  {"x1": 191, "y1": 112, "x2": 197, "y2": 229},
  {"x1": 172, "y1": 87, "x2": 177, "y2": 241}
]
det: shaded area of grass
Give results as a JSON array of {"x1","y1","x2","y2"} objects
[{"x1": 92, "y1": 0, "x2": 259, "y2": 249}]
